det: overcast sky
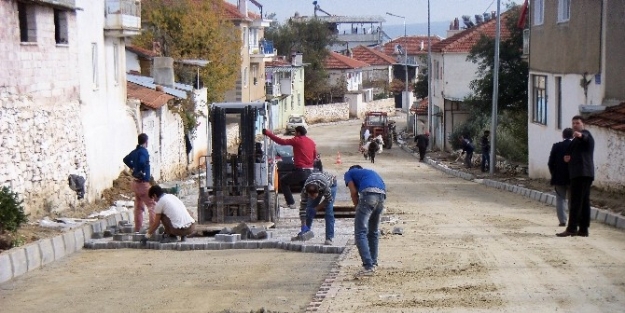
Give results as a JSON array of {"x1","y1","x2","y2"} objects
[{"x1": 230, "y1": 0, "x2": 517, "y2": 25}]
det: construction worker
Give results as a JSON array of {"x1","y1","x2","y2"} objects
[
  {"x1": 262, "y1": 126, "x2": 317, "y2": 209},
  {"x1": 292, "y1": 171, "x2": 337, "y2": 245},
  {"x1": 123, "y1": 133, "x2": 155, "y2": 232},
  {"x1": 344, "y1": 165, "x2": 386, "y2": 277},
  {"x1": 414, "y1": 132, "x2": 430, "y2": 162},
  {"x1": 142, "y1": 185, "x2": 196, "y2": 244}
]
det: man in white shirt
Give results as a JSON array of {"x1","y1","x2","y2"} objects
[{"x1": 143, "y1": 185, "x2": 196, "y2": 243}]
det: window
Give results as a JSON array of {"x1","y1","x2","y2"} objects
[
  {"x1": 242, "y1": 27, "x2": 248, "y2": 48},
  {"x1": 533, "y1": 0, "x2": 544, "y2": 25},
  {"x1": 92, "y1": 43, "x2": 99, "y2": 88},
  {"x1": 54, "y1": 9, "x2": 68, "y2": 44},
  {"x1": 557, "y1": 0, "x2": 571, "y2": 22},
  {"x1": 18, "y1": 2, "x2": 37, "y2": 43},
  {"x1": 113, "y1": 44, "x2": 119, "y2": 84},
  {"x1": 532, "y1": 75, "x2": 547, "y2": 125},
  {"x1": 251, "y1": 64, "x2": 258, "y2": 85},
  {"x1": 555, "y1": 76, "x2": 562, "y2": 129}
]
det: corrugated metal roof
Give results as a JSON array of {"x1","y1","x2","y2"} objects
[{"x1": 127, "y1": 74, "x2": 189, "y2": 99}]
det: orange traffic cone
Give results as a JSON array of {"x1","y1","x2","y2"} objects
[{"x1": 335, "y1": 151, "x2": 342, "y2": 164}]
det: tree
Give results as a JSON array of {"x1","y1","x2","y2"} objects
[
  {"x1": 413, "y1": 55, "x2": 429, "y2": 99},
  {"x1": 265, "y1": 18, "x2": 336, "y2": 104},
  {"x1": 455, "y1": 4, "x2": 529, "y2": 162},
  {"x1": 133, "y1": 0, "x2": 241, "y2": 109}
]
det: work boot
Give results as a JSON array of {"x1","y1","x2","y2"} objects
[{"x1": 160, "y1": 234, "x2": 178, "y2": 243}]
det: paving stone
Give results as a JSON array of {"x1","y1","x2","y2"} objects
[
  {"x1": 106, "y1": 216, "x2": 117, "y2": 227},
  {"x1": 302, "y1": 245, "x2": 316, "y2": 253},
  {"x1": 596, "y1": 210, "x2": 607, "y2": 223},
  {"x1": 259, "y1": 241, "x2": 277, "y2": 249},
  {"x1": 38, "y1": 238, "x2": 55, "y2": 265},
  {"x1": 245, "y1": 241, "x2": 260, "y2": 249},
  {"x1": 92, "y1": 232, "x2": 104, "y2": 239},
  {"x1": 84, "y1": 241, "x2": 94, "y2": 249},
  {"x1": 192, "y1": 243, "x2": 207, "y2": 250},
  {"x1": 616, "y1": 216, "x2": 625, "y2": 230},
  {"x1": 24, "y1": 244, "x2": 41, "y2": 272},
  {"x1": 234, "y1": 241, "x2": 247, "y2": 249},
  {"x1": 93, "y1": 242, "x2": 108, "y2": 249},
  {"x1": 91, "y1": 222, "x2": 103, "y2": 234},
  {"x1": 9, "y1": 248, "x2": 28, "y2": 277},
  {"x1": 206, "y1": 242, "x2": 221, "y2": 250},
  {"x1": 605, "y1": 213, "x2": 618, "y2": 227},
  {"x1": 63, "y1": 232, "x2": 76, "y2": 255},
  {"x1": 74, "y1": 228, "x2": 86, "y2": 251},
  {"x1": 392, "y1": 227, "x2": 404, "y2": 235},
  {"x1": 249, "y1": 227, "x2": 268, "y2": 239},
  {"x1": 222, "y1": 242, "x2": 235, "y2": 249},
  {"x1": 0, "y1": 253, "x2": 13, "y2": 284},
  {"x1": 51, "y1": 235, "x2": 66, "y2": 260}
]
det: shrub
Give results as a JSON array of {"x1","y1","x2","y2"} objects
[{"x1": 0, "y1": 186, "x2": 29, "y2": 233}]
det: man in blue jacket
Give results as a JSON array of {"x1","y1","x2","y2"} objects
[
  {"x1": 123, "y1": 133, "x2": 155, "y2": 232},
  {"x1": 344, "y1": 165, "x2": 386, "y2": 277},
  {"x1": 548, "y1": 128, "x2": 573, "y2": 226}
]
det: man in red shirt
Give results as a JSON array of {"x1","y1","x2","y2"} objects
[{"x1": 263, "y1": 126, "x2": 317, "y2": 209}]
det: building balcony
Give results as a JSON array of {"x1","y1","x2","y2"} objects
[
  {"x1": 265, "y1": 82, "x2": 281, "y2": 97},
  {"x1": 251, "y1": 40, "x2": 276, "y2": 60},
  {"x1": 104, "y1": 0, "x2": 141, "y2": 37}
]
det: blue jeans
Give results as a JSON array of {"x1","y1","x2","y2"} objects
[
  {"x1": 554, "y1": 185, "x2": 569, "y2": 224},
  {"x1": 305, "y1": 184, "x2": 337, "y2": 240},
  {"x1": 354, "y1": 192, "x2": 385, "y2": 270},
  {"x1": 481, "y1": 152, "x2": 490, "y2": 171}
]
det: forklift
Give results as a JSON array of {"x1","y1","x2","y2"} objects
[{"x1": 197, "y1": 102, "x2": 279, "y2": 229}]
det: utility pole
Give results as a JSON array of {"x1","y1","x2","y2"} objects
[
  {"x1": 427, "y1": 0, "x2": 432, "y2": 146},
  {"x1": 386, "y1": 12, "x2": 409, "y2": 131},
  {"x1": 489, "y1": 0, "x2": 501, "y2": 174}
]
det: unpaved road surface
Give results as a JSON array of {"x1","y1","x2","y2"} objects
[
  {"x1": 310, "y1": 121, "x2": 625, "y2": 312},
  {"x1": 0, "y1": 250, "x2": 335, "y2": 312},
  {"x1": 2, "y1": 120, "x2": 625, "y2": 313}
]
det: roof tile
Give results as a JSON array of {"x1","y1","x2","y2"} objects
[
  {"x1": 586, "y1": 102, "x2": 625, "y2": 132},
  {"x1": 382, "y1": 36, "x2": 442, "y2": 57},
  {"x1": 324, "y1": 51, "x2": 370, "y2": 70},
  {"x1": 351, "y1": 46, "x2": 396, "y2": 66},
  {"x1": 127, "y1": 82, "x2": 174, "y2": 110},
  {"x1": 431, "y1": 12, "x2": 512, "y2": 53}
]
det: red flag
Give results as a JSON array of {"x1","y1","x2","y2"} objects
[{"x1": 517, "y1": 0, "x2": 529, "y2": 29}]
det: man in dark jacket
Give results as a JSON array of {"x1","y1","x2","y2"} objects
[
  {"x1": 480, "y1": 130, "x2": 491, "y2": 172},
  {"x1": 548, "y1": 128, "x2": 573, "y2": 226},
  {"x1": 460, "y1": 136, "x2": 474, "y2": 168},
  {"x1": 123, "y1": 133, "x2": 155, "y2": 232},
  {"x1": 557, "y1": 116, "x2": 595, "y2": 237},
  {"x1": 414, "y1": 132, "x2": 430, "y2": 162}
]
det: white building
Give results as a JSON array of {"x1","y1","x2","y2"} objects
[{"x1": 324, "y1": 51, "x2": 368, "y2": 93}]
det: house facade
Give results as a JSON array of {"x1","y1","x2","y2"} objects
[
  {"x1": 351, "y1": 45, "x2": 395, "y2": 95},
  {"x1": 324, "y1": 51, "x2": 368, "y2": 93},
  {"x1": 527, "y1": 0, "x2": 625, "y2": 188},
  {"x1": 223, "y1": 0, "x2": 274, "y2": 103},
  {"x1": 265, "y1": 55, "x2": 305, "y2": 130},
  {"x1": 429, "y1": 14, "x2": 511, "y2": 151},
  {"x1": 382, "y1": 35, "x2": 441, "y2": 70}
]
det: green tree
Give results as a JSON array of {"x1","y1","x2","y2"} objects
[
  {"x1": 133, "y1": 0, "x2": 241, "y2": 131},
  {"x1": 265, "y1": 19, "x2": 336, "y2": 104},
  {"x1": 455, "y1": 4, "x2": 529, "y2": 162},
  {"x1": 0, "y1": 186, "x2": 28, "y2": 234}
]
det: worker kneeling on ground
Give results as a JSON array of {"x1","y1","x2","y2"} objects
[
  {"x1": 143, "y1": 185, "x2": 196, "y2": 244},
  {"x1": 292, "y1": 171, "x2": 337, "y2": 245}
]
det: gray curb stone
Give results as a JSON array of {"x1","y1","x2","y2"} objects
[
  {"x1": 596, "y1": 210, "x2": 607, "y2": 223},
  {"x1": 605, "y1": 213, "x2": 619, "y2": 227},
  {"x1": 38, "y1": 238, "x2": 55, "y2": 266},
  {"x1": 590, "y1": 207, "x2": 598, "y2": 220},
  {"x1": 51, "y1": 235, "x2": 65, "y2": 261},
  {"x1": 616, "y1": 216, "x2": 625, "y2": 230},
  {"x1": 62, "y1": 232, "x2": 76, "y2": 255},
  {"x1": 24, "y1": 244, "x2": 41, "y2": 272},
  {"x1": 8, "y1": 249, "x2": 28, "y2": 278},
  {"x1": 0, "y1": 253, "x2": 12, "y2": 283}
]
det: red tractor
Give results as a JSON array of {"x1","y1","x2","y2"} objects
[{"x1": 360, "y1": 112, "x2": 397, "y2": 149}]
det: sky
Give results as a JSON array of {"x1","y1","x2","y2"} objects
[{"x1": 230, "y1": 0, "x2": 518, "y2": 25}]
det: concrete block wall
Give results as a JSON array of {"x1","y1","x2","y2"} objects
[
  {"x1": 0, "y1": 211, "x2": 134, "y2": 285},
  {"x1": 305, "y1": 102, "x2": 349, "y2": 124},
  {"x1": 362, "y1": 98, "x2": 396, "y2": 117}
]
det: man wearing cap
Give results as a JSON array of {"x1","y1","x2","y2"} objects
[
  {"x1": 263, "y1": 126, "x2": 317, "y2": 210},
  {"x1": 344, "y1": 165, "x2": 386, "y2": 277},
  {"x1": 414, "y1": 132, "x2": 430, "y2": 162}
]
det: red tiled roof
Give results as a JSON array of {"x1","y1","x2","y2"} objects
[
  {"x1": 324, "y1": 51, "x2": 370, "y2": 70},
  {"x1": 431, "y1": 12, "x2": 513, "y2": 53},
  {"x1": 382, "y1": 36, "x2": 442, "y2": 57},
  {"x1": 126, "y1": 45, "x2": 159, "y2": 58},
  {"x1": 127, "y1": 82, "x2": 174, "y2": 110},
  {"x1": 586, "y1": 102, "x2": 625, "y2": 132},
  {"x1": 351, "y1": 46, "x2": 396, "y2": 66},
  {"x1": 410, "y1": 97, "x2": 428, "y2": 115}
]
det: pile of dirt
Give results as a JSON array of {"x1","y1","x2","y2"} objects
[{"x1": 101, "y1": 171, "x2": 136, "y2": 205}]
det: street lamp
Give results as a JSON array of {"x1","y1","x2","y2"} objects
[
  {"x1": 386, "y1": 12, "x2": 409, "y2": 131},
  {"x1": 489, "y1": 0, "x2": 502, "y2": 175}
]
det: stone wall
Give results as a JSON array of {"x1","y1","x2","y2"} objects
[
  {"x1": 0, "y1": 92, "x2": 88, "y2": 215},
  {"x1": 304, "y1": 103, "x2": 349, "y2": 123},
  {"x1": 158, "y1": 105, "x2": 187, "y2": 181},
  {"x1": 364, "y1": 98, "x2": 396, "y2": 116}
]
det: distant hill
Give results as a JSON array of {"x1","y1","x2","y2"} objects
[{"x1": 384, "y1": 21, "x2": 451, "y2": 39}]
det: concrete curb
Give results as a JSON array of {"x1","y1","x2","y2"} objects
[
  {"x1": 83, "y1": 238, "x2": 344, "y2": 254},
  {"x1": 399, "y1": 145, "x2": 625, "y2": 232},
  {"x1": 0, "y1": 211, "x2": 134, "y2": 285}
]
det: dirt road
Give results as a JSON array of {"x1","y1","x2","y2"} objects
[
  {"x1": 310, "y1": 121, "x2": 625, "y2": 312},
  {"x1": 2, "y1": 120, "x2": 625, "y2": 313}
]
